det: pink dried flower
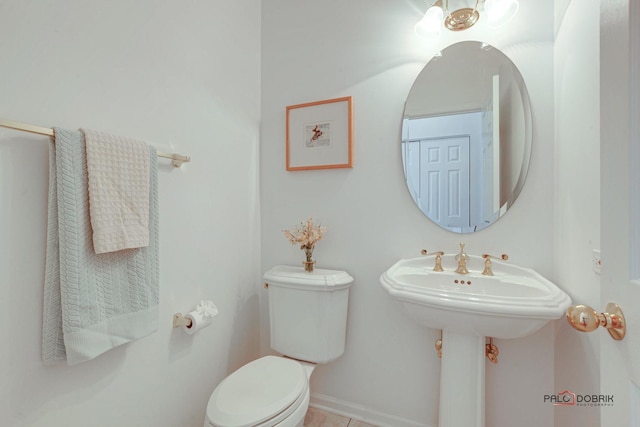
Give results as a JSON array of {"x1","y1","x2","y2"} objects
[{"x1": 282, "y1": 217, "x2": 327, "y2": 250}]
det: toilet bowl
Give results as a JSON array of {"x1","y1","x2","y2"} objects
[
  {"x1": 204, "y1": 266, "x2": 353, "y2": 427},
  {"x1": 205, "y1": 356, "x2": 315, "y2": 427}
]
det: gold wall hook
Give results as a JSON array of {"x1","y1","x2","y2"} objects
[
  {"x1": 435, "y1": 330, "x2": 443, "y2": 358},
  {"x1": 566, "y1": 303, "x2": 626, "y2": 340}
]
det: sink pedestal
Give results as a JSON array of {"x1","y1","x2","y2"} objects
[{"x1": 439, "y1": 330, "x2": 485, "y2": 427}]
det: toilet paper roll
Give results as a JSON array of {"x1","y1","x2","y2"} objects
[{"x1": 183, "y1": 310, "x2": 212, "y2": 335}]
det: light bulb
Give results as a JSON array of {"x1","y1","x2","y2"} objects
[
  {"x1": 484, "y1": 0, "x2": 519, "y2": 27},
  {"x1": 415, "y1": 4, "x2": 444, "y2": 38}
]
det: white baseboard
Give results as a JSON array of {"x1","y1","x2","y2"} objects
[{"x1": 309, "y1": 393, "x2": 432, "y2": 427}]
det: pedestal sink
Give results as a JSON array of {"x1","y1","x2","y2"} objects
[{"x1": 379, "y1": 253, "x2": 571, "y2": 427}]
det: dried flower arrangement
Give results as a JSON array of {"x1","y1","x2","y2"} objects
[{"x1": 282, "y1": 217, "x2": 326, "y2": 272}]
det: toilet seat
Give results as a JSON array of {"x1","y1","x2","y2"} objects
[{"x1": 206, "y1": 356, "x2": 308, "y2": 427}]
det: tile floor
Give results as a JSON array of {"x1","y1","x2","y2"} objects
[{"x1": 303, "y1": 407, "x2": 378, "y2": 427}]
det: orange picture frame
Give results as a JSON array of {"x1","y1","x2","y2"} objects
[{"x1": 286, "y1": 96, "x2": 353, "y2": 171}]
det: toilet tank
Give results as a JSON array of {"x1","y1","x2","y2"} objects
[{"x1": 263, "y1": 265, "x2": 354, "y2": 364}]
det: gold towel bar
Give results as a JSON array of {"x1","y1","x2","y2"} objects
[{"x1": 0, "y1": 118, "x2": 191, "y2": 168}]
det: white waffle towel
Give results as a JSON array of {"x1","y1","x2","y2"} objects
[{"x1": 82, "y1": 128, "x2": 151, "y2": 254}]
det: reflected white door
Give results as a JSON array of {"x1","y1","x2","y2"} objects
[
  {"x1": 419, "y1": 136, "x2": 470, "y2": 230},
  {"x1": 601, "y1": 1, "x2": 640, "y2": 424}
]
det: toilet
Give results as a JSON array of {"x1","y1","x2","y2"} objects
[{"x1": 204, "y1": 265, "x2": 354, "y2": 427}]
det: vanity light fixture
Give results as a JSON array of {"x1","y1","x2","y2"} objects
[
  {"x1": 415, "y1": 0, "x2": 445, "y2": 37},
  {"x1": 415, "y1": 0, "x2": 519, "y2": 37}
]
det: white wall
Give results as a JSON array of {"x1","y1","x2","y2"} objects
[
  {"x1": 0, "y1": 1, "x2": 602, "y2": 426},
  {"x1": 553, "y1": 0, "x2": 601, "y2": 425},
  {"x1": 261, "y1": 1, "x2": 557, "y2": 426},
  {"x1": 0, "y1": 1, "x2": 261, "y2": 426}
]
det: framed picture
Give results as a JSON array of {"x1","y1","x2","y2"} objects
[{"x1": 286, "y1": 96, "x2": 353, "y2": 171}]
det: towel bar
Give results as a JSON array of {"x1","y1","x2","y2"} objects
[{"x1": 0, "y1": 118, "x2": 191, "y2": 167}]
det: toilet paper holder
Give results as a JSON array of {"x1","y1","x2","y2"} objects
[
  {"x1": 172, "y1": 313, "x2": 193, "y2": 329},
  {"x1": 172, "y1": 300, "x2": 219, "y2": 331}
]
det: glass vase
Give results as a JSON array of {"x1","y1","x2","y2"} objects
[{"x1": 303, "y1": 246, "x2": 315, "y2": 272}]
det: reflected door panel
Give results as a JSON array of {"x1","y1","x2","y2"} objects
[
  {"x1": 403, "y1": 136, "x2": 470, "y2": 231},
  {"x1": 422, "y1": 137, "x2": 470, "y2": 230}
]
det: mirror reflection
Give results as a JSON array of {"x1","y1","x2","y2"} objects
[{"x1": 402, "y1": 41, "x2": 532, "y2": 233}]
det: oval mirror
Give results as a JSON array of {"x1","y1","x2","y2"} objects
[{"x1": 402, "y1": 41, "x2": 532, "y2": 233}]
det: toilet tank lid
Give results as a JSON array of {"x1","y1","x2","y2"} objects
[{"x1": 263, "y1": 265, "x2": 354, "y2": 289}]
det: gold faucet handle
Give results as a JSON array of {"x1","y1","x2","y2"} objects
[
  {"x1": 482, "y1": 253, "x2": 509, "y2": 261},
  {"x1": 481, "y1": 254, "x2": 508, "y2": 276},
  {"x1": 421, "y1": 249, "x2": 444, "y2": 256},
  {"x1": 420, "y1": 250, "x2": 445, "y2": 272}
]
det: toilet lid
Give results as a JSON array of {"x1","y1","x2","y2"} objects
[{"x1": 207, "y1": 356, "x2": 307, "y2": 427}]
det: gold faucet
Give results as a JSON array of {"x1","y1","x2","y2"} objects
[
  {"x1": 421, "y1": 249, "x2": 444, "y2": 271},
  {"x1": 481, "y1": 253, "x2": 509, "y2": 276},
  {"x1": 455, "y1": 242, "x2": 469, "y2": 274}
]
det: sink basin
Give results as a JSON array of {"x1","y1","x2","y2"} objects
[
  {"x1": 379, "y1": 254, "x2": 571, "y2": 339},
  {"x1": 380, "y1": 253, "x2": 571, "y2": 427}
]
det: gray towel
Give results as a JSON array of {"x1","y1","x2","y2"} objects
[{"x1": 42, "y1": 128, "x2": 159, "y2": 365}]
